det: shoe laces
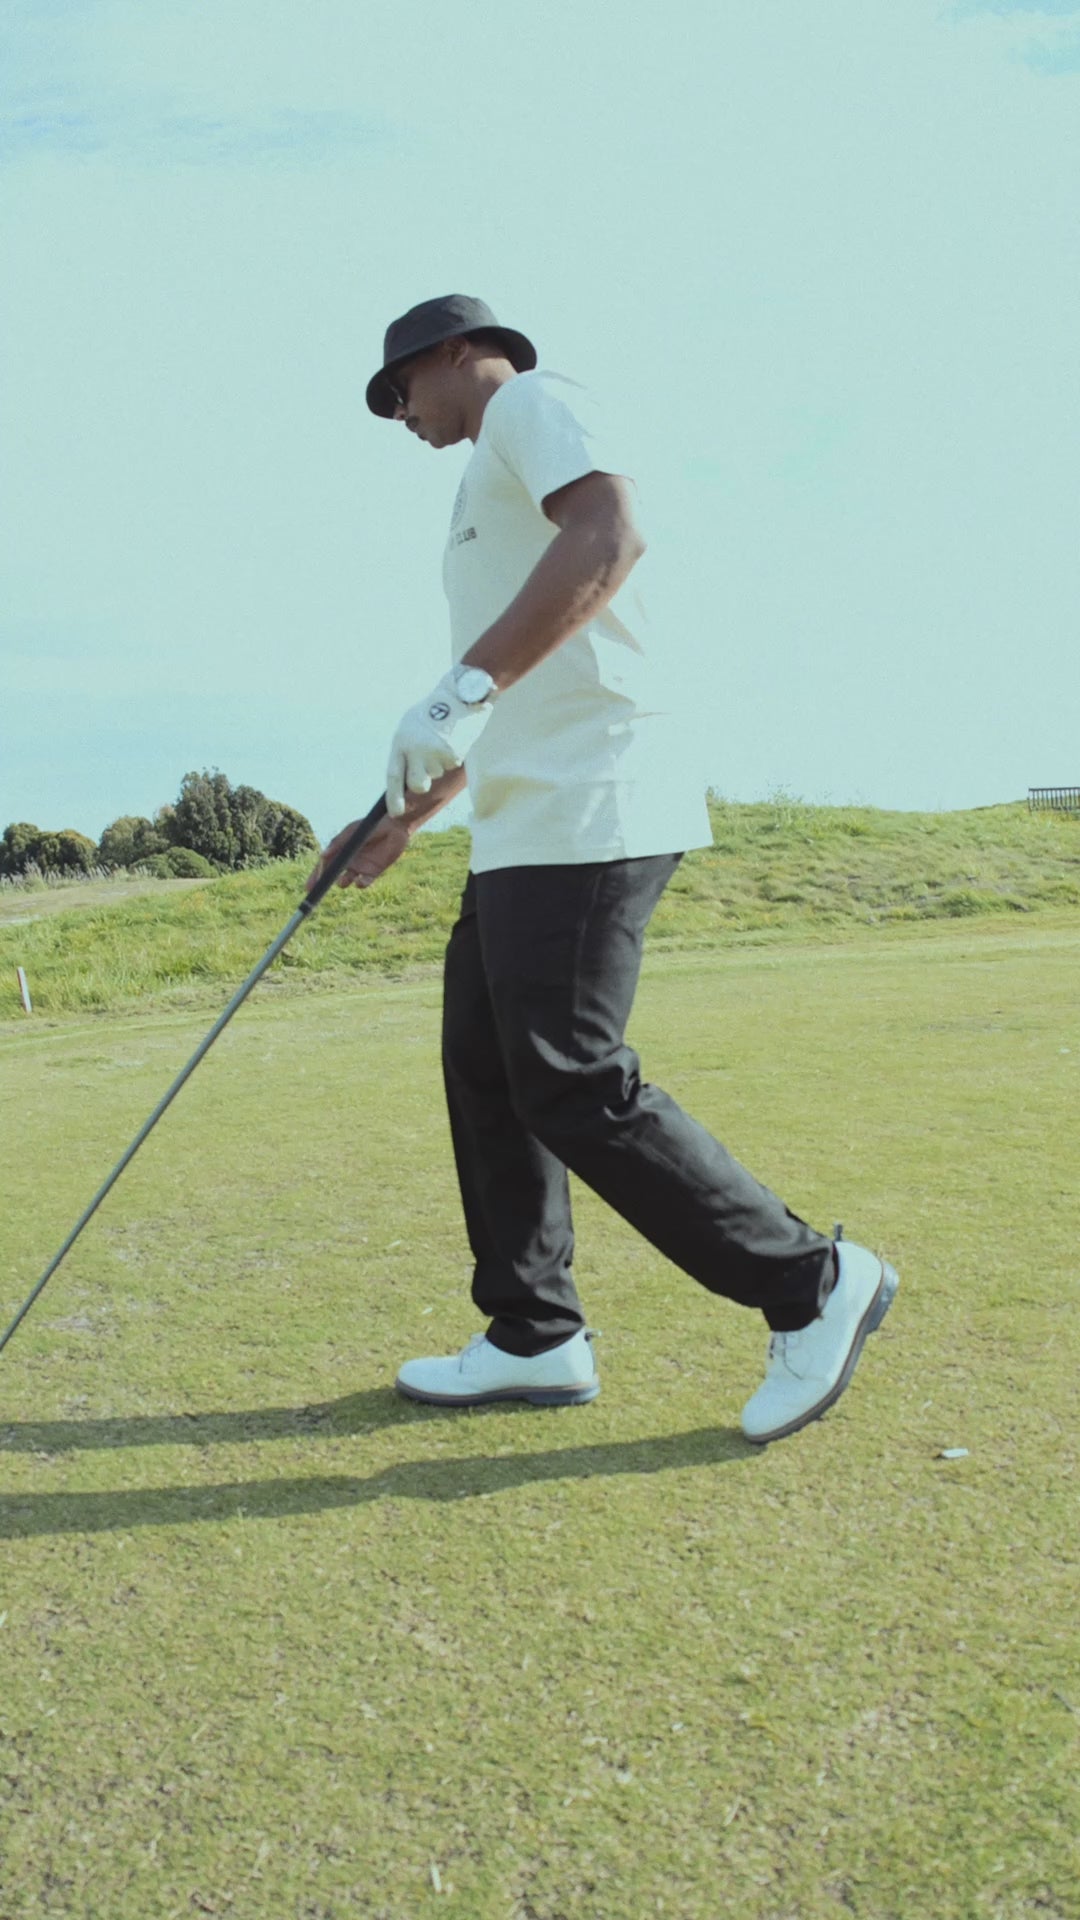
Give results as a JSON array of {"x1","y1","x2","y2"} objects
[{"x1": 767, "y1": 1328, "x2": 807, "y2": 1373}]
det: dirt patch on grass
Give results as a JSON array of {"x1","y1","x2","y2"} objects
[{"x1": 0, "y1": 876, "x2": 205, "y2": 925}]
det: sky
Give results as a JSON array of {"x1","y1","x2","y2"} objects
[{"x1": 2, "y1": 0, "x2": 1079, "y2": 846}]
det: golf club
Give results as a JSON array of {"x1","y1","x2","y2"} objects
[{"x1": 0, "y1": 793, "x2": 388, "y2": 1358}]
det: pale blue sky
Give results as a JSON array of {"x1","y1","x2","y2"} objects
[{"x1": 2, "y1": 0, "x2": 1078, "y2": 845}]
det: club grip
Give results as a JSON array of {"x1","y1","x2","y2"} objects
[{"x1": 301, "y1": 794, "x2": 389, "y2": 913}]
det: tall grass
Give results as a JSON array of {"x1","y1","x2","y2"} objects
[{"x1": 0, "y1": 861, "x2": 147, "y2": 892}]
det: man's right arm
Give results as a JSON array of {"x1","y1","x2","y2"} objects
[{"x1": 306, "y1": 763, "x2": 467, "y2": 894}]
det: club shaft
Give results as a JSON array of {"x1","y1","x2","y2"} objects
[{"x1": 1, "y1": 795, "x2": 388, "y2": 1357}]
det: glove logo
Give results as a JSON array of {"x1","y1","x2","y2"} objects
[{"x1": 429, "y1": 701, "x2": 452, "y2": 722}]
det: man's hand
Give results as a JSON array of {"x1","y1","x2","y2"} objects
[
  {"x1": 305, "y1": 813, "x2": 411, "y2": 894},
  {"x1": 386, "y1": 670, "x2": 494, "y2": 818},
  {"x1": 306, "y1": 764, "x2": 468, "y2": 894}
]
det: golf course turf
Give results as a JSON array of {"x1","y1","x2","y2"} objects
[{"x1": 0, "y1": 817, "x2": 1077, "y2": 1917}]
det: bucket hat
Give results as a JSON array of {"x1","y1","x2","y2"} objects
[{"x1": 366, "y1": 294, "x2": 537, "y2": 418}]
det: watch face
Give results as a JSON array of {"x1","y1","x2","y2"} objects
[{"x1": 455, "y1": 668, "x2": 493, "y2": 705}]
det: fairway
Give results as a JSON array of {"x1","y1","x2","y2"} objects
[{"x1": 1, "y1": 916, "x2": 1077, "y2": 1919}]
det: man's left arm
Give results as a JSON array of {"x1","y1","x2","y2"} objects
[
  {"x1": 461, "y1": 470, "x2": 646, "y2": 690},
  {"x1": 384, "y1": 472, "x2": 646, "y2": 814}
]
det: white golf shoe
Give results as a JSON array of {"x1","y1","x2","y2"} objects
[
  {"x1": 395, "y1": 1328, "x2": 600, "y2": 1407},
  {"x1": 740, "y1": 1238, "x2": 899, "y2": 1444}
]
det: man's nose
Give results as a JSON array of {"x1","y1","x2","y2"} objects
[{"x1": 393, "y1": 399, "x2": 408, "y2": 423}]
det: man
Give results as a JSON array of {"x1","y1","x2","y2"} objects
[{"x1": 309, "y1": 294, "x2": 897, "y2": 1443}]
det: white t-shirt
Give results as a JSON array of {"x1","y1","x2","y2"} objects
[{"x1": 442, "y1": 369, "x2": 713, "y2": 873}]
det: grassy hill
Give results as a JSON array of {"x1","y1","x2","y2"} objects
[{"x1": 1, "y1": 795, "x2": 1077, "y2": 1019}]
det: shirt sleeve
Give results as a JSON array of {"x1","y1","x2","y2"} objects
[{"x1": 485, "y1": 373, "x2": 634, "y2": 514}]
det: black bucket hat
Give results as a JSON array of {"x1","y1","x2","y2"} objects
[{"x1": 366, "y1": 294, "x2": 537, "y2": 418}]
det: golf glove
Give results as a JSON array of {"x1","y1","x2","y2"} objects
[{"x1": 386, "y1": 668, "x2": 496, "y2": 817}]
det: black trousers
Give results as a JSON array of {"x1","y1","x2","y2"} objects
[{"x1": 441, "y1": 855, "x2": 836, "y2": 1356}]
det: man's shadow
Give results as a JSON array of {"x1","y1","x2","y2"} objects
[{"x1": 0, "y1": 1391, "x2": 757, "y2": 1539}]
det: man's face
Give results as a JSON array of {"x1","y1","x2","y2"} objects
[{"x1": 389, "y1": 344, "x2": 467, "y2": 448}]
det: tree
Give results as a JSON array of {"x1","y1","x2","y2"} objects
[
  {"x1": 264, "y1": 802, "x2": 319, "y2": 861},
  {"x1": 0, "y1": 822, "x2": 41, "y2": 876},
  {"x1": 164, "y1": 771, "x2": 317, "y2": 870},
  {"x1": 3, "y1": 777, "x2": 317, "y2": 882},
  {"x1": 98, "y1": 815, "x2": 168, "y2": 869},
  {"x1": 230, "y1": 784, "x2": 270, "y2": 867},
  {"x1": 167, "y1": 771, "x2": 239, "y2": 869}
]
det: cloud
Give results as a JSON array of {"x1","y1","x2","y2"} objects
[
  {"x1": 1, "y1": 97, "x2": 393, "y2": 166},
  {"x1": 0, "y1": 3, "x2": 398, "y2": 168},
  {"x1": 948, "y1": 0, "x2": 1080, "y2": 14},
  {"x1": 1020, "y1": 28, "x2": 1080, "y2": 64},
  {"x1": 946, "y1": 0, "x2": 1080, "y2": 72}
]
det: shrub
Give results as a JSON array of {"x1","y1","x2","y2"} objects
[
  {"x1": 29, "y1": 830, "x2": 98, "y2": 875},
  {"x1": 163, "y1": 847, "x2": 216, "y2": 878}
]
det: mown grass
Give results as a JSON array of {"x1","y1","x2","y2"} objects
[
  {"x1": 1, "y1": 796, "x2": 1078, "y2": 1019},
  {"x1": 1, "y1": 914, "x2": 1077, "y2": 1918}
]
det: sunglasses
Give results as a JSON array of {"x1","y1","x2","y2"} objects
[
  {"x1": 388, "y1": 343, "x2": 447, "y2": 412},
  {"x1": 389, "y1": 359, "x2": 419, "y2": 411}
]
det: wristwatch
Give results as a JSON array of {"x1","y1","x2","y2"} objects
[{"x1": 452, "y1": 664, "x2": 497, "y2": 706}]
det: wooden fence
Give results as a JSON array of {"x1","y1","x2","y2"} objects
[{"x1": 1028, "y1": 787, "x2": 1080, "y2": 813}]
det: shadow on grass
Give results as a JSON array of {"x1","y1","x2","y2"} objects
[
  {"x1": 0, "y1": 1407, "x2": 756, "y2": 1539},
  {"x1": 0, "y1": 1392, "x2": 414, "y2": 1455}
]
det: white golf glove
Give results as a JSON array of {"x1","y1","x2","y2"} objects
[{"x1": 385, "y1": 667, "x2": 496, "y2": 817}]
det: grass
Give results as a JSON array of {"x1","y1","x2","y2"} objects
[
  {"x1": 1, "y1": 795, "x2": 1078, "y2": 1019},
  {"x1": 1, "y1": 901, "x2": 1078, "y2": 1918}
]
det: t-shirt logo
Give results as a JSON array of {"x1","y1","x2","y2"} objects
[{"x1": 450, "y1": 480, "x2": 467, "y2": 531}]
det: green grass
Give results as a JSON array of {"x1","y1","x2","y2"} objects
[
  {"x1": 1, "y1": 796, "x2": 1078, "y2": 1019},
  {"x1": 1, "y1": 911, "x2": 1077, "y2": 1918}
]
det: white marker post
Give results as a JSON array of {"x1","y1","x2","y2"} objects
[{"x1": 15, "y1": 967, "x2": 32, "y2": 1014}]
